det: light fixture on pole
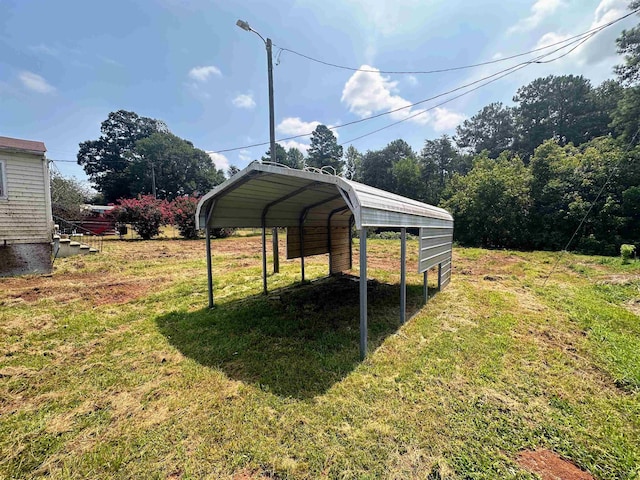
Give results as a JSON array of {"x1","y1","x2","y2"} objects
[{"x1": 236, "y1": 19, "x2": 280, "y2": 274}]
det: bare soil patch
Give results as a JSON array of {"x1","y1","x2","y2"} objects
[{"x1": 517, "y1": 450, "x2": 594, "y2": 480}]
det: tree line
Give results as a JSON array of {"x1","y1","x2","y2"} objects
[{"x1": 76, "y1": 2, "x2": 640, "y2": 254}]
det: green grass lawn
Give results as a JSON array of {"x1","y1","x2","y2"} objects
[{"x1": 1, "y1": 237, "x2": 639, "y2": 479}]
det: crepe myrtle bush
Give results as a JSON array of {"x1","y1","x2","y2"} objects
[
  {"x1": 112, "y1": 195, "x2": 172, "y2": 240},
  {"x1": 170, "y1": 195, "x2": 200, "y2": 239}
]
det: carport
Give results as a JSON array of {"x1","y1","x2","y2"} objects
[{"x1": 196, "y1": 162, "x2": 454, "y2": 359}]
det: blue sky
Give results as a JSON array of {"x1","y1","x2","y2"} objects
[{"x1": 0, "y1": 0, "x2": 635, "y2": 184}]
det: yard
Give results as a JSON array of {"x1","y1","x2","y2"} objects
[{"x1": 1, "y1": 235, "x2": 639, "y2": 479}]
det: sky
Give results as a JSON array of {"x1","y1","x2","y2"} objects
[{"x1": 0, "y1": 0, "x2": 636, "y2": 185}]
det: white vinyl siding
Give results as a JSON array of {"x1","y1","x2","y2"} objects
[{"x1": 0, "y1": 152, "x2": 52, "y2": 243}]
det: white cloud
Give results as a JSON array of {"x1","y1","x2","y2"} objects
[
  {"x1": 280, "y1": 139, "x2": 311, "y2": 154},
  {"x1": 507, "y1": 0, "x2": 564, "y2": 34},
  {"x1": 188, "y1": 65, "x2": 222, "y2": 82},
  {"x1": 238, "y1": 149, "x2": 252, "y2": 162},
  {"x1": 277, "y1": 117, "x2": 322, "y2": 136},
  {"x1": 276, "y1": 117, "x2": 338, "y2": 150},
  {"x1": 232, "y1": 93, "x2": 256, "y2": 109},
  {"x1": 208, "y1": 152, "x2": 229, "y2": 171},
  {"x1": 406, "y1": 75, "x2": 419, "y2": 86},
  {"x1": 341, "y1": 65, "x2": 429, "y2": 125},
  {"x1": 431, "y1": 108, "x2": 466, "y2": 132},
  {"x1": 18, "y1": 71, "x2": 55, "y2": 94},
  {"x1": 533, "y1": 0, "x2": 629, "y2": 68}
]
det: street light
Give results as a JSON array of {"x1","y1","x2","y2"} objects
[{"x1": 236, "y1": 19, "x2": 280, "y2": 274}]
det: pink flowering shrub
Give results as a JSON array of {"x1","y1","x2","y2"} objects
[
  {"x1": 170, "y1": 196, "x2": 200, "y2": 239},
  {"x1": 112, "y1": 195, "x2": 171, "y2": 240}
]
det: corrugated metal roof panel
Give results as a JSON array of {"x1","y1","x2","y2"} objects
[{"x1": 196, "y1": 162, "x2": 453, "y2": 230}]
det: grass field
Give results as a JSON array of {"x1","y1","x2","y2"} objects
[{"x1": 1, "y1": 236, "x2": 639, "y2": 479}]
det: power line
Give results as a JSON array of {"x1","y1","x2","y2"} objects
[
  {"x1": 211, "y1": 25, "x2": 604, "y2": 154},
  {"x1": 337, "y1": 32, "x2": 600, "y2": 146},
  {"x1": 273, "y1": 8, "x2": 639, "y2": 75},
  {"x1": 541, "y1": 127, "x2": 640, "y2": 287}
]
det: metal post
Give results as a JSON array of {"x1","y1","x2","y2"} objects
[
  {"x1": 151, "y1": 162, "x2": 157, "y2": 198},
  {"x1": 262, "y1": 226, "x2": 268, "y2": 294},
  {"x1": 205, "y1": 224, "x2": 214, "y2": 308},
  {"x1": 359, "y1": 227, "x2": 368, "y2": 360},
  {"x1": 272, "y1": 227, "x2": 279, "y2": 273},
  {"x1": 299, "y1": 223, "x2": 305, "y2": 282},
  {"x1": 438, "y1": 263, "x2": 442, "y2": 290},
  {"x1": 400, "y1": 227, "x2": 406, "y2": 324},
  {"x1": 423, "y1": 271, "x2": 428, "y2": 304},
  {"x1": 266, "y1": 38, "x2": 280, "y2": 275}
]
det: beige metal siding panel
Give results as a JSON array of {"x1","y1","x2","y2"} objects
[
  {"x1": 0, "y1": 153, "x2": 50, "y2": 243},
  {"x1": 287, "y1": 226, "x2": 330, "y2": 258},
  {"x1": 329, "y1": 227, "x2": 351, "y2": 273}
]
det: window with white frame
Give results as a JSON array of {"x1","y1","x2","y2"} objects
[{"x1": 0, "y1": 160, "x2": 6, "y2": 198}]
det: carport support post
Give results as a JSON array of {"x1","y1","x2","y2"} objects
[
  {"x1": 400, "y1": 227, "x2": 407, "y2": 324},
  {"x1": 438, "y1": 263, "x2": 442, "y2": 290},
  {"x1": 205, "y1": 224, "x2": 214, "y2": 308},
  {"x1": 262, "y1": 227, "x2": 268, "y2": 294},
  {"x1": 423, "y1": 271, "x2": 428, "y2": 304},
  {"x1": 359, "y1": 227, "x2": 368, "y2": 360},
  {"x1": 272, "y1": 227, "x2": 279, "y2": 273}
]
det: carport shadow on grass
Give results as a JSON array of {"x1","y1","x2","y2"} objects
[{"x1": 155, "y1": 275, "x2": 430, "y2": 399}]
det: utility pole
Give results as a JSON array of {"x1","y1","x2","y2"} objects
[
  {"x1": 151, "y1": 162, "x2": 157, "y2": 198},
  {"x1": 237, "y1": 19, "x2": 279, "y2": 273}
]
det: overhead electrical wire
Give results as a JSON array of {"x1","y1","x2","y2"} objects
[
  {"x1": 273, "y1": 8, "x2": 639, "y2": 74},
  {"x1": 209, "y1": 19, "x2": 612, "y2": 155},
  {"x1": 339, "y1": 32, "x2": 598, "y2": 146}
]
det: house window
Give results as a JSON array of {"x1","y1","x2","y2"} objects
[{"x1": 0, "y1": 160, "x2": 6, "y2": 199}]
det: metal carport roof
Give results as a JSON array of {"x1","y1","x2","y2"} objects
[{"x1": 196, "y1": 162, "x2": 454, "y2": 359}]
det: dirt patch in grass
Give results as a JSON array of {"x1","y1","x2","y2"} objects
[
  {"x1": 625, "y1": 298, "x2": 640, "y2": 316},
  {"x1": 517, "y1": 449, "x2": 594, "y2": 479},
  {"x1": 1, "y1": 275, "x2": 156, "y2": 306},
  {"x1": 597, "y1": 274, "x2": 640, "y2": 286}
]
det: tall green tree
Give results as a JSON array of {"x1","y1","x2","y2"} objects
[
  {"x1": 392, "y1": 157, "x2": 422, "y2": 199},
  {"x1": 614, "y1": 0, "x2": 640, "y2": 85},
  {"x1": 419, "y1": 135, "x2": 466, "y2": 205},
  {"x1": 285, "y1": 147, "x2": 304, "y2": 169},
  {"x1": 306, "y1": 125, "x2": 344, "y2": 173},
  {"x1": 133, "y1": 132, "x2": 225, "y2": 200},
  {"x1": 361, "y1": 139, "x2": 415, "y2": 192},
  {"x1": 512, "y1": 75, "x2": 596, "y2": 157},
  {"x1": 77, "y1": 110, "x2": 167, "y2": 202},
  {"x1": 611, "y1": 86, "x2": 640, "y2": 143},
  {"x1": 442, "y1": 152, "x2": 532, "y2": 248},
  {"x1": 50, "y1": 172, "x2": 92, "y2": 219},
  {"x1": 261, "y1": 143, "x2": 288, "y2": 165},
  {"x1": 455, "y1": 102, "x2": 515, "y2": 157},
  {"x1": 343, "y1": 145, "x2": 362, "y2": 181}
]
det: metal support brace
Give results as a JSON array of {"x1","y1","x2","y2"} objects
[
  {"x1": 423, "y1": 271, "x2": 428, "y2": 304},
  {"x1": 205, "y1": 203, "x2": 215, "y2": 308},
  {"x1": 400, "y1": 227, "x2": 406, "y2": 324},
  {"x1": 359, "y1": 227, "x2": 368, "y2": 360},
  {"x1": 299, "y1": 218, "x2": 305, "y2": 282},
  {"x1": 261, "y1": 226, "x2": 268, "y2": 294},
  {"x1": 272, "y1": 227, "x2": 279, "y2": 273},
  {"x1": 438, "y1": 263, "x2": 442, "y2": 290}
]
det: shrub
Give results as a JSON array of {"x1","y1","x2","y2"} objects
[
  {"x1": 170, "y1": 196, "x2": 200, "y2": 239},
  {"x1": 112, "y1": 195, "x2": 171, "y2": 240},
  {"x1": 210, "y1": 227, "x2": 235, "y2": 238},
  {"x1": 621, "y1": 244, "x2": 636, "y2": 264}
]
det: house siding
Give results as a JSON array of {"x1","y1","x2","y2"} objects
[{"x1": 0, "y1": 151, "x2": 53, "y2": 244}]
